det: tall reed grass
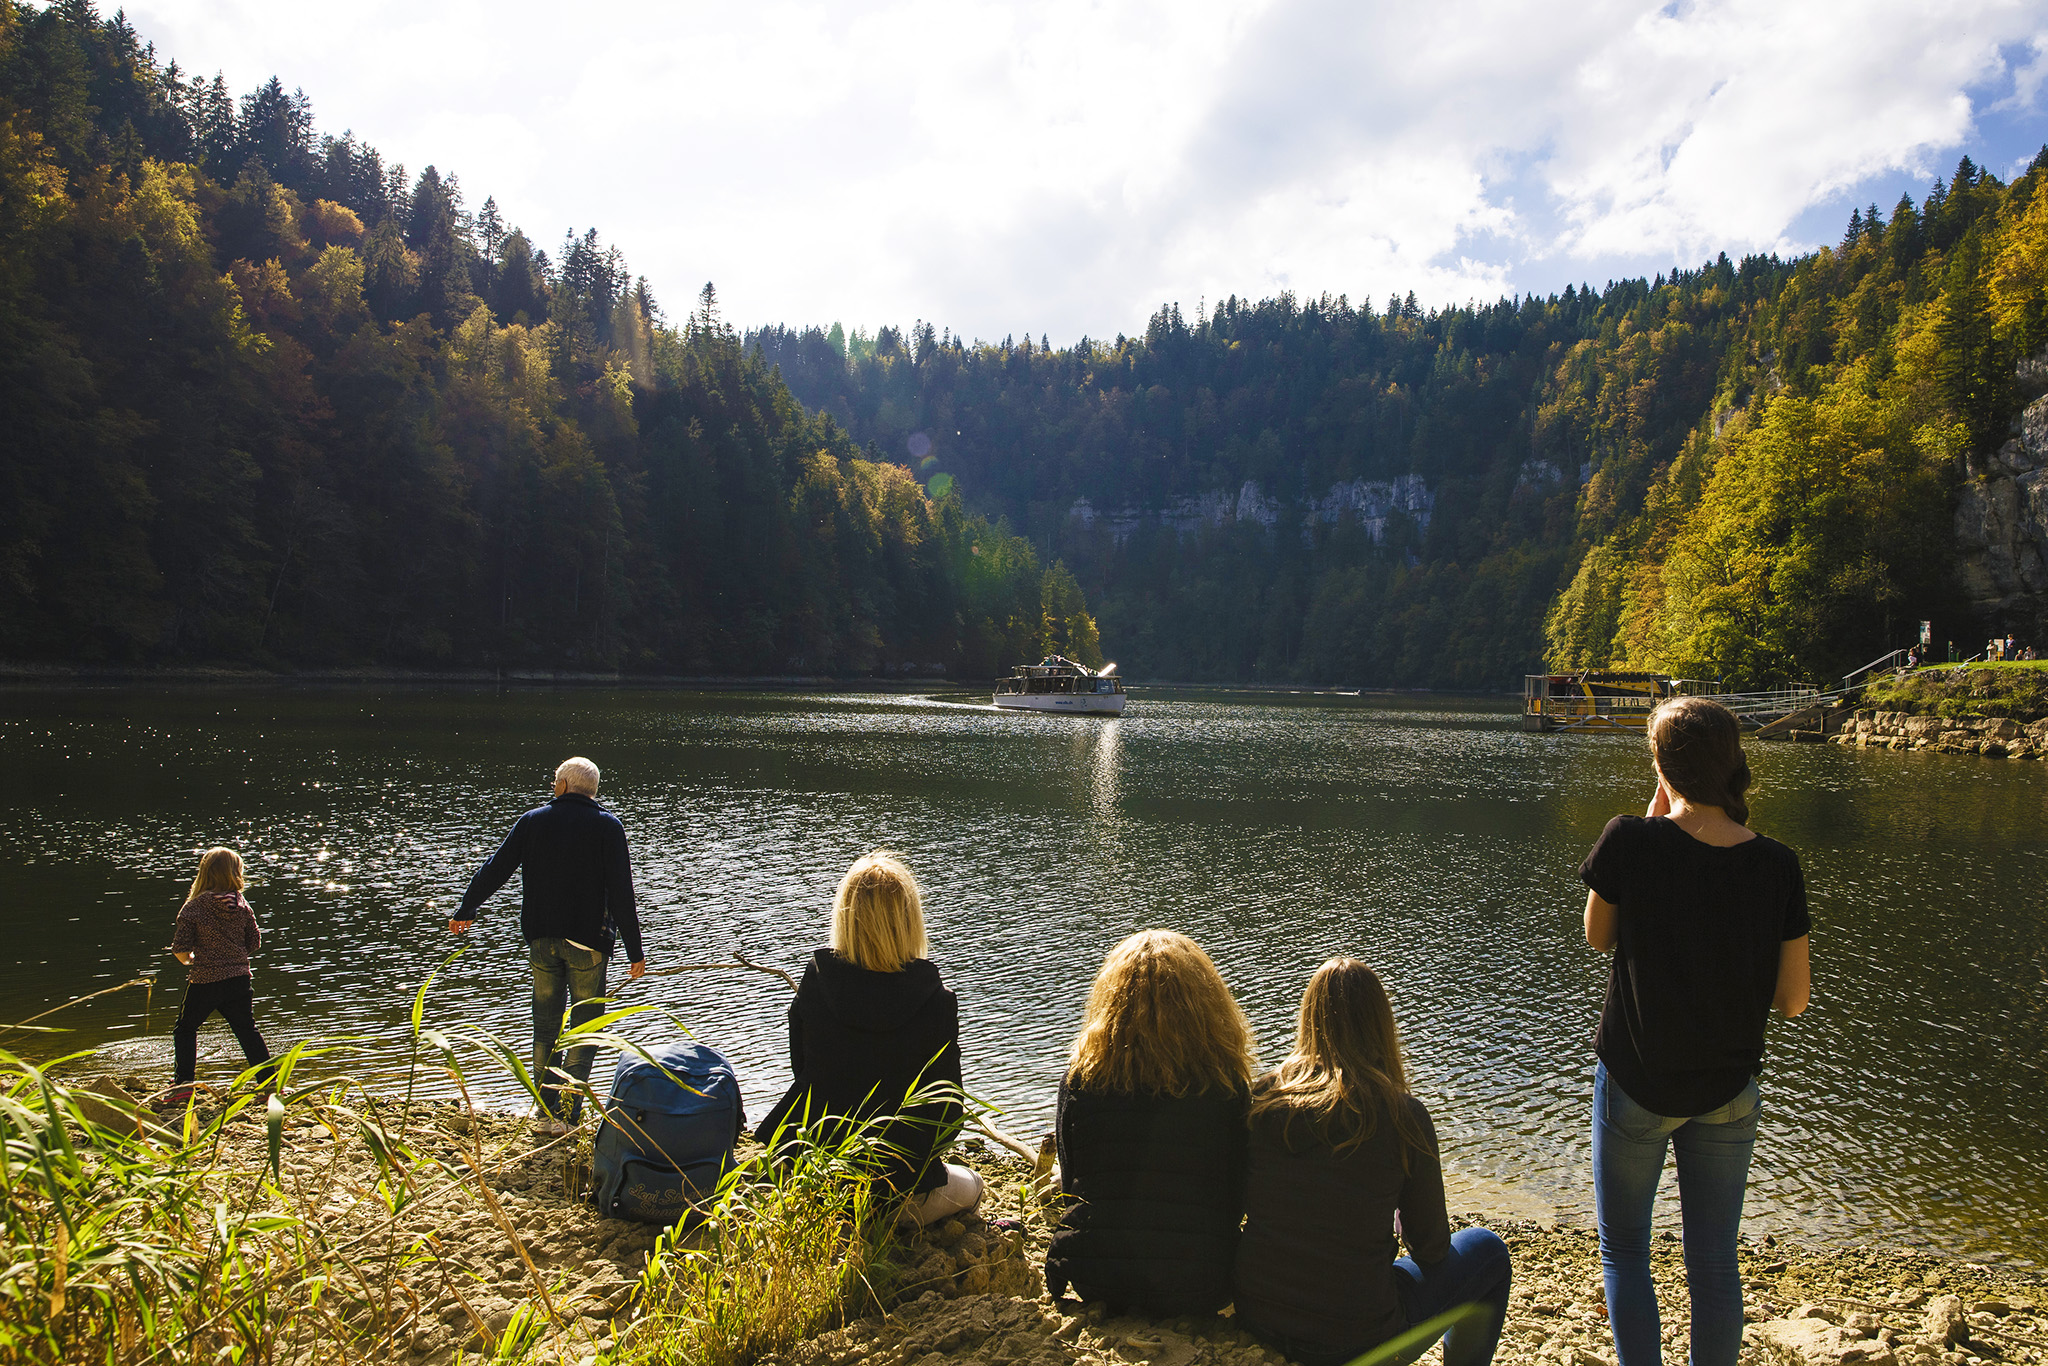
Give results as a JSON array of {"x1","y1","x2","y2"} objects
[
  {"x1": 618, "y1": 1110, "x2": 913, "y2": 1366},
  {"x1": 0, "y1": 959, "x2": 952, "y2": 1365}
]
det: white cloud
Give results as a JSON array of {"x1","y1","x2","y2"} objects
[
  {"x1": 1544, "y1": 1, "x2": 2011, "y2": 259},
  {"x1": 122, "y1": 0, "x2": 2048, "y2": 342}
]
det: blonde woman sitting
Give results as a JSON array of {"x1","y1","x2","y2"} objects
[
  {"x1": 1045, "y1": 929, "x2": 1254, "y2": 1315},
  {"x1": 1234, "y1": 958, "x2": 1510, "y2": 1366},
  {"x1": 755, "y1": 851, "x2": 982, "y2": 1226}
]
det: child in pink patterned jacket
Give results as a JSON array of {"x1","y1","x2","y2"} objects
[{"x1": 167, "y1": 846, "x2": 273, "y2": 1097}]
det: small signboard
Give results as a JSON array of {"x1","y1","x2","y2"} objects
[{"x1": 1919, "y1": 620, "x2": 1932, "y2": 646}]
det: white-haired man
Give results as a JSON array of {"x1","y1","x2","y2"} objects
[{"x1": 450, "y1": 756, "x2": 647, "y2": 1131}]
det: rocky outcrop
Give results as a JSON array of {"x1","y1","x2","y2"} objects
[
  {"x1": 1832, "y1": 710, "x2": 2048, "y2": 758},
  {"x1": 1304, "y1": 474, "x2": 1434, "y2": 538},
  {"x1": 1069, "y1": 475, "x2": 1433, "y2": 547},
  {"x1": 1956, "y1": 394, "x2": 2048, "y2": 627}
]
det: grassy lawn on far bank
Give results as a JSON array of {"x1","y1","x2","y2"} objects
[{"x1": 1867, "y1": 659, "x2": 2048, "y2": 722}]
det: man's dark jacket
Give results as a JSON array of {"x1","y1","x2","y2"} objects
[
  {"x1": 457, "y1": 793, "x2": 643, "y2": 960},
  {"x1": 1044, "y1": 1079, "x2": 1248, "y2": 1315},
  {"x1": 755, "y1": 949, "x2": 962, "y2": 1196}
]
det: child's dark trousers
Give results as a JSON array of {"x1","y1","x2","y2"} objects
[{"x1": 173, "y1": 973, "x2": 272, "y2": 1085}]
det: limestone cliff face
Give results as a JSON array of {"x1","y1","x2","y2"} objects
[
  {"x1": 1067, "y1": 476, "x2": 1434, "y2": 547},
  {"x1": 1955, "y1": 391, "x2": 2048, "y2": 627}
]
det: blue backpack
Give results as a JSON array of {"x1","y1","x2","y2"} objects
[{"x1": 591, "y1": 1040, "x2": 745, "y2": 1225}]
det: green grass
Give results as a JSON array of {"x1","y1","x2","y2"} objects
[
  {"x1": 1864, "y1": 660, "x2": 2048, "y2": 721},
  {"x1": 1916, "y1": 659, "x2": 2048, "y2": 671},
  {"x1": 619, "y1": 1110, "x2": 922, "y2": 1366},
  {"x1": 0, "y1": 962, "x2": 943, "y2": 1366}
]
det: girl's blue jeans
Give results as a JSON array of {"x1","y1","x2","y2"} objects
[
  {"x1": 1392, "y1": 1227, "x2": 1513, "y2": 1366},
  {"x1": 1592, "y1": 1062, "x2": 1760, "y2": 1366}
]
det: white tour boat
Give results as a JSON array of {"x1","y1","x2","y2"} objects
[{"x1": 994, "y1": 656, "x2": 1127, "y2": 715}]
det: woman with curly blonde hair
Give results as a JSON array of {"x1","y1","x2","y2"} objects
[{"x1": 1045, "y1": 929, "x2": 1254, "y2": 1315}]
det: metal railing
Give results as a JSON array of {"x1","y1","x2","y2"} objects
[
  {"x1": 1705, "y1": 686, "x2": 1824, "y2": 717},
  {"x1": 1842, "y1": 648, "x2": 1908, "y2": 687}
]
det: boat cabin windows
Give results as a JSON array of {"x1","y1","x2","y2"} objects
[{"x1": 994, "y1": 660, "x2": 1125, "y2": 697}]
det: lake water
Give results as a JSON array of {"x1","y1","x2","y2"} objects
[{"x1": 1, "y1": 685, "x2": 2043, "y2": 1264}]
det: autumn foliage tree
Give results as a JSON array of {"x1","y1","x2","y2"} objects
[{"x1": 0, "y1": 0, "x2": 1068, "y2": 676}]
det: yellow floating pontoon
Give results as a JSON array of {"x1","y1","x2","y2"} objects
[{"x1": 1521, "y1": 671, "x2": 1708, "y2": 732}]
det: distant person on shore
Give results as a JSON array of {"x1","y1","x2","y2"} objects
[
  {"x1": 1045, "y1": 929, "x2": 1253, "y2": 1316},
  {"x1": 168, "y1": 846, "x2": 273, "y2": 1102},
  {"x1": 450, "y1": 757, "x2": 645, "y2": 1133},
  {"x1": 1579, "y1": 697, "x2": 1811, "y2": 1366},
  {"x1": 1234, "y1": 957, "x2": 1511, "y2": 1366},
  {"x1": 2005, "y1": 632, "x2": 2017, "y2": 660},
  {"x1": 756, "y1": 850, "x2": 981, "y2": 1226}
]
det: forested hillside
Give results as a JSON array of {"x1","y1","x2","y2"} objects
[
  {"x1": 5, "y1": 2, "x2": 2044, "y2": 689},
  {"x1": 0, "y1": 1, "x2": 1099, "y2": 676},
  {"x1": 757, "y1": 163, "x2": 2048, "y2": 689}
]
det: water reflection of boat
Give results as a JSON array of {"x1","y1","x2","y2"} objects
[{"x1": 994, "y1": 657, "x2": 1127, "y2": 715}]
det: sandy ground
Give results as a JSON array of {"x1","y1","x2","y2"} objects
[
  {"x1": 808, "y1": 1144, "x2": 2048, "y2": 1366},
  {"x1": 113, "y1": 1087, "x2": 2045, "y2": 1366}
]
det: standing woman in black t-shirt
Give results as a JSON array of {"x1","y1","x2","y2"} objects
[{"x1": 1579, "y1": 697, "x2": 1811, "y2": 1366}]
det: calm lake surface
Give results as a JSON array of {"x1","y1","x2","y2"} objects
[{"x1": 2, "y1": 686, "x2": 2044, "y2": 1263}]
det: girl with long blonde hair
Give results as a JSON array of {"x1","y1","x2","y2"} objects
[
  {"x1": 1044, "y1": 929, "x2": 1254, "y2": 1315},
  {"x1": 756, "y1": 850, "x2": 982, "y2": 1225},
  {"x1": 1234, "y1": 958, "x2": 1510, "y2": 1366}
]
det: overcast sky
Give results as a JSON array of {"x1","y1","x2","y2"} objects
[{"x1": 125, "y1": 0, "x2": 2048, "y2": 345}]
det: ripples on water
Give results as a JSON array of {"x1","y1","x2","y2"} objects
[{"x1": 1, "y1": 686, "x2": 2043, "y2": 1264}]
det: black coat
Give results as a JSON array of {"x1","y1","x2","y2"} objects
[
  {"x1": 1232, "y1": 1091, "x2": 1451, "y2": 1366},
  {"x1": 755, "y1": 949, "x2": 962, "y2": 1196},
  {"x1": 456, "y1": 794, "x2": 642, "y2": 961},
  {"x1": 1044, "y1": 1078, "x2": 1248, "y2": 1315}
]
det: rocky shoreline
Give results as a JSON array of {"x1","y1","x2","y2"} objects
[
  {"x1": 1829, "y1": 710, "x2": 2048, "y2": 758},
  {"x1": 119, "y1": 1084, "x2": 2043, "y2": 1366},
  {"x1": 817, "y1": 1145, "x2": 2046, "y2": 1366}
]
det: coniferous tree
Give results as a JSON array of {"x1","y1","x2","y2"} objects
[
  {"x1": 1934, "y1": 229, "x2": 2008, "y2": 454},
  {"x1": 188, "y1": 71, "x2": 235, "y2": 168},
  {"x1": 4, "y1": 0, "x2": 2043, "y2": 683},
  {"x1": 490, "y1": 229, "x2": 545, "y2": 324},
  {"x1": 236, "y1": 75, "x2": 314, "y2": 185},
  {"x1": 315, "y1": 131, "x2": 386, "y2": 222}
]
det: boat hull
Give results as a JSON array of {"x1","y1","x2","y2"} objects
[{"x1": 994, "y1": 692, "x2": 1126, "y2": 716}]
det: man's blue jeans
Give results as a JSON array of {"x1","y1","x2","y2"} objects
[
  {"x1": 530, "y1": 937, "x2": 607, "y2": 1121},
  {"x1": 1392, "y1": 1227, "x2": 1513, "y2": 1366},
  {"x1": 1593, "y1": 1062, "x2": 1760, "y2": 1366}
]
